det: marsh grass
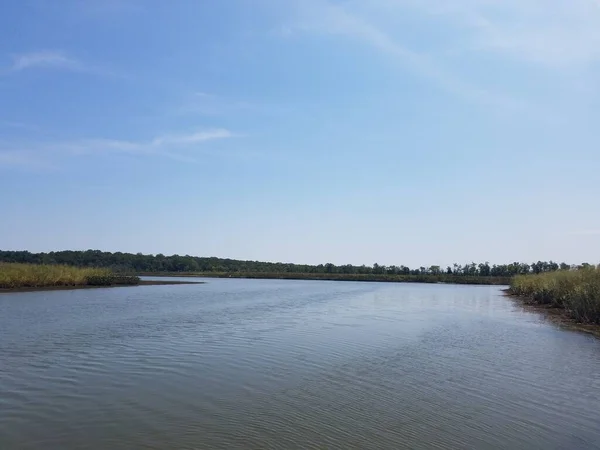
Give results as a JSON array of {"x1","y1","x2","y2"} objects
[
  {"x1": 510, "y1": 268, "x2": 600, "y2": 324},
  {"x1": 0, "y1": 263, "x2": 139, "y2": 289}
]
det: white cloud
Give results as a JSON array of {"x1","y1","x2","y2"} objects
[
  {"x1": 151, "y1": 129, "x2": 233, "y2": 146},
  {"x1": 61, "y1": 129, "x2": 234, "y2": 157},
  {"x1": 4, "y1": 50, "x2": 126, "y2": 78},
  {"x1": 10, "y1": 51, "x2": 80, "y2": 72},
  {"x1": 279, "y1": 0, "x2": 525, "y2": 109},
  {"x1": 0, "y1": 129, "x2": 235, "y2": 169},
  {"x1": 356, "y1": 0, "x2": 600, "y2": 67},
  {"x1": 272, "y1": 0, "x2": 600, "y2": 114}
]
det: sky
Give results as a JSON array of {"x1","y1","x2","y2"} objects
[{"x1": 1, "y1": 0, "x2": 599, "y2": 268}]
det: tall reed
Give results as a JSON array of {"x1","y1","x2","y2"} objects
[
  {"x1": 0, "y1": 263, "x2": 133, "y2": 289},
  {"x1": 510, "y1": 268, "x2": 600, "y2": 324}
]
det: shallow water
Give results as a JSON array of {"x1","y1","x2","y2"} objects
[{"x1": 1, "y1": 279, "x2": 599, "y2": 449}]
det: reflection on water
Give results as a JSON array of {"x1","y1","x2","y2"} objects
[{"x1": 1, "y1": 279, "x2": 599, "y2": 449}]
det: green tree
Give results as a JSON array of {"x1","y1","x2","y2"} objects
[{"x1": 478, "y1": 262, "x2": 491, "y2": 277}]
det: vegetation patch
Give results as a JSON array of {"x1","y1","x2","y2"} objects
[
  {"x1": 510, "y1": 268, "x2": 600, "y2": 324},
  {"x1": 86, "y1": 274, "x2": 140, "y2": 286},
  {"x1": 0, "y1": 250, "x2": 579, "y2": 283},
  {"x1": 0, "y1": 263, "x2": 140, "y2": 289}
]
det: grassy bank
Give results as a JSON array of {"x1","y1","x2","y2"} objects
[
  {"x1": 139, "y1": 271, "x2": 511, "y2": 285},
  {"x1": 0, "y1": 263, "x2": 140, "y2": 289},
  {"x1": 510, "y1": 268, "x2": 600, "y2": 324}
]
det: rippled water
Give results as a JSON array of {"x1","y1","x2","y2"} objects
[{"x1": 1, "y1": 279, "x2": 599, "y2": 449}]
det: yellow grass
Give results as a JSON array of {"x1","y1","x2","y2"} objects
[
  {"x1": 510, "y1": 268, "x2": 600, "y2": 324},
  {"x1": 0, "y1": 263, "x2": 112, "y2": 289}
]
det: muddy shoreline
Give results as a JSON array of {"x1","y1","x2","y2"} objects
[
  {"x1": 0, "y1": 280, "x2": 203, "y2": 294},
  {"x1": 503, "y1": 289, "x2": 600, "y2": 338}
]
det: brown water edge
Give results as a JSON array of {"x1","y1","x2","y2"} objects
[
  {"x1": 0, "y1": 280, "x2": 203, "y2": 294},
  {"x1": 503, "y1": 289, "x2": 600, "y2": 338}
]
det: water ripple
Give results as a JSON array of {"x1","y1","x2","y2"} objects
[{"x1": 1, "y1": 280, "x2": 599, "y2": 449}]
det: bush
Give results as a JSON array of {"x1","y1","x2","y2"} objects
[
  {"x1": 111, "y1": 275, "x2": 140, "y2": 285},
  {"x1": 85, "y1": 275, "x2": 115, "y2": 286}
]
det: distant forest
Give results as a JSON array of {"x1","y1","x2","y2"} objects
[{"x1": 0, "y1": 250, "x2": 592, "y2": 277}]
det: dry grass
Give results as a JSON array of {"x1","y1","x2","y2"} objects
[
  {"x1": 510, "y1": 268, "x2": 600, "y2": 324},
  {"x1": 0, "y1": 263, "x2": 137, "y2": 289}
]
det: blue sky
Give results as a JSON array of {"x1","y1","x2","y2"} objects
[{"x1": 1, "y1": 0, "x2": 599, "y2": 267}]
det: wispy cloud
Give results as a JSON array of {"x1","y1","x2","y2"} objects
[
  {"x1": 272, "y1": 0, "x2": 600, "y2": 115},
  {"x1": 0, "y1": 129, "x2": 235, "y2": 169},
  {"x1": 382, "y1": 0, "x2": 600, "y2": 67},
  {"x1": 57, "y1": 129, "x2": 234, "y2": 159},
  {"x1": 10, "y1": 51, "x2": 79, "y2": 72},
  {"x1": 4, "y1": 50, "x2": 126, "y2": 78},
  {"x1": 150, "y1": 129, "x2": 233, "y2": 146},
  {"x1": 277, "y1": 0, "x2": 526, "y2": 110}
]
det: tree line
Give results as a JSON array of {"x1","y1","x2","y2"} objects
[{"x1": 0, "y1": 250, "x2": 593, "y2": 277}]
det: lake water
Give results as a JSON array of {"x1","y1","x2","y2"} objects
[{"x1": 1, "y1": 279, "x2": 599, "y2": 449}]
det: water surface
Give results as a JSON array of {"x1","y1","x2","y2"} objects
[{"x1": 1, "y1": 279, "x2": 599, "y2": 449}]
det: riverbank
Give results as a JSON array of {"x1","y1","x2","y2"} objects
[
  {"x1": 137, "y1": 271, "x2": 511, "y2": 285},
  {"x1": 0, "y1": 279, "x2": 203, "y2": 294},
  {"x1": 507, "y1": 268, "x2": 600, "y2": 336},
  {"x1": 505, "y1": 290, "x2": 600, "y2": 338},
  {"x1": 0, "y1": 263, "x2": 203, "y2": 293}
]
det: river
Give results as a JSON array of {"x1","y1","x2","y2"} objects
[{"x1": 1, "y1": 278, "x2": 599, "y2": 449}]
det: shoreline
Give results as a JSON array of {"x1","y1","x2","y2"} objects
[
  {"x1": 0, "y1": 280, "x2": 203, "y2": 294},
  {"x1": 503, "y1": 289, "x2": 600, "y2": 338},
  {"x1": 137, "y1": 272, "x2": 510, "y2": 285}
]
